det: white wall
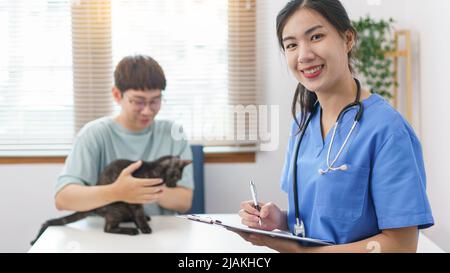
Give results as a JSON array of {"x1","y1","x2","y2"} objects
[
  {"x1": 0, "y1": 164, "x2": 66, "y2": 252},
  {"x1": 341, "y1": 0, "x2": 450, "y2": 253},
  {"x1": 402, "y1": 0, "x2": 450, "y2": 252},
  {"x1": 1, "y1": 0, "x2": 449, "y2": 252}
]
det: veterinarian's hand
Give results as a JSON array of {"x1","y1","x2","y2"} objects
[
  {"x1": 112, "y1": 160, "x2": 164, "y2": 204},
  {"x1": 239, "y1": 201, "x2": 285, "y2": 231}
]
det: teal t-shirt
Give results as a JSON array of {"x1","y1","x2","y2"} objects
[{"x1": 55, "y1": 117, "x2": 194, "y2": 216}]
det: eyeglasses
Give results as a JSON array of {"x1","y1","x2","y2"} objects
[{"x1": 125, "y1": 95, "x2": 163, "y2": 112}]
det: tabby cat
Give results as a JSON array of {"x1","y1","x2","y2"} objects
[{"x1": 30, "y1": 155, "x2": 191, "y2": 245}]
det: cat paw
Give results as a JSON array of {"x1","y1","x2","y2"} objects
[
  {"x1": 140, "y1": 227, "x2": 152, "y2": 234},
  {"x1": 121, "y1": 227, "x2": 139, "y2": 235},
  {"x1": 129, "y1": 229, "x2": 139, "y2": 235}
]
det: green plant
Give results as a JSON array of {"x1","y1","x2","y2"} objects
[{"x1": 352, "y1": 16, "x2": 397, "y2": 99}]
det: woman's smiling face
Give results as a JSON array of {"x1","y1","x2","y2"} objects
[{"x1": 282, "y1": 8, "x2": 354, "y2": 93}]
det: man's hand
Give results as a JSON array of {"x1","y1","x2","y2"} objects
[{"x1": 111, "y1": 160, "x2": 164, "y2": 204}]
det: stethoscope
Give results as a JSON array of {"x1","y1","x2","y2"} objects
[{"x1": 292, "y1": 78, "x2": 364, "y2": 237}]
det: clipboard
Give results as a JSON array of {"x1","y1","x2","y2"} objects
[{"x1": 178, "y1": 214, "x2": 333, "y2": 247}]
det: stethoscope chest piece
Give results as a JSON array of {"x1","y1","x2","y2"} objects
[{"x1": 294, "y1": 218, "x2": 305, "y2": 237}]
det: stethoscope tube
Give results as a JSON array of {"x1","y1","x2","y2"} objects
[
  {"x1": 291, "y1": 78, "x2": 364, "y2": 237},
  {"x1": 292, "y1": 106, "x2": 316, "y2": 237}
]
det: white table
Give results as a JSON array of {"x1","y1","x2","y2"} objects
[
  {"x1": 28, "y1": 214, "x2": 444, "y2": 253},
  {"x1": 417, "y1": 231, "x2": 445, "y2": 253},
  {"x1": 28, "y1": 214, "x2": 275, "y2": 253}
]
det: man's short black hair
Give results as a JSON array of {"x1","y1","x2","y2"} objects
[{"x1": 114, "y1": 55, "x2": 166, "y2": 94}]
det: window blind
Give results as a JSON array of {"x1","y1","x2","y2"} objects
[
  {"x1": 0, "y1": 0, "x2": 73, "y2": 155},
  {"x1": 72, "y1": 0, "x2": 113, "y2": 132},
  {"x1": 110, "y1": 0, "x2": 259, "y2": 146},
  {"x1": 0, "y1": 0, "x2": 259, "y2": 155}
]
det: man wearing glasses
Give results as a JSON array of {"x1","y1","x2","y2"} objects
[{"x1": 54, "y1": 55, "x2": 193, "y2": 217}]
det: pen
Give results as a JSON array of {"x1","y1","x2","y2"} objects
[
  {"x1": 187, "y1": 214, "x2": 214, "y2": 224},
  {"x1": 249, "y1": 180, "x2": 262, "y2": 226}
]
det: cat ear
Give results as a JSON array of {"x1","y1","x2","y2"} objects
[
  {"x1": 180, "y1": 159, "x2": 192, "y2": 167},
  {"x1": 157, "y1": 155, "x2": 176, "y2": 165}
]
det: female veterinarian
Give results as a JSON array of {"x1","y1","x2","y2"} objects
[{"x1": 237, "y1": 0, "x2": 434, "y2": 253}]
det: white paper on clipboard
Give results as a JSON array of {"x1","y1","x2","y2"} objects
[{"x1": 177, "y1": 214, "x2": 333, "y2": 246}]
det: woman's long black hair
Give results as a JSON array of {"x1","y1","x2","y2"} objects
[{"x1": 276, "y1": 0, "x2": 358, "y2": 133}]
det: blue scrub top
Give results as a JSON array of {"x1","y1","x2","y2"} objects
[{"x1": 280, "y1": 94, "x2": 434, "y2": 245}]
